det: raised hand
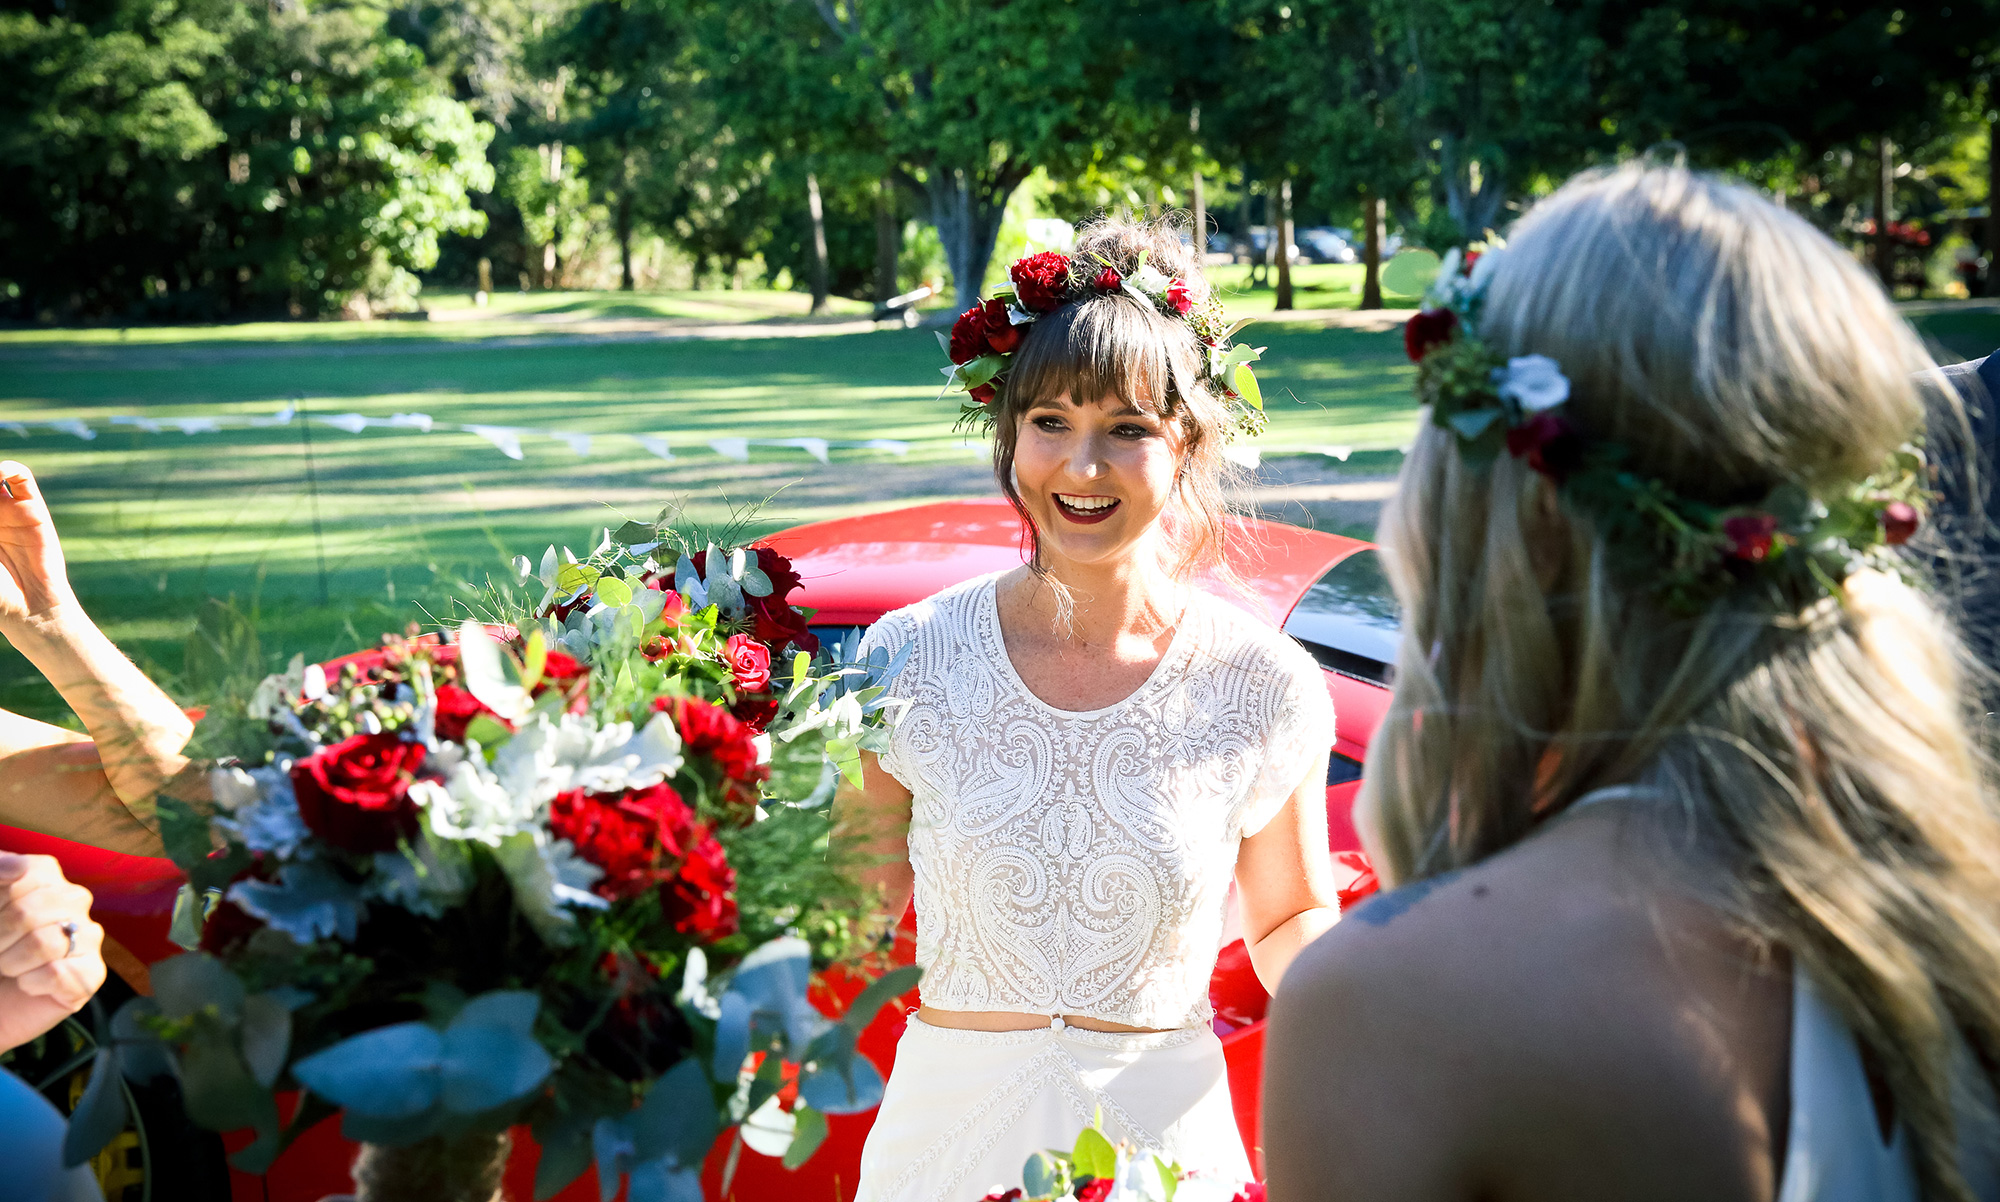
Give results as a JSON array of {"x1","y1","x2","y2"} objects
[
  {"x1": 0, "y1": 852, "x2": 106, "y2": 1052},
  {"x1": 0, "y1": 461, "x2": 78, "y2": 633}
]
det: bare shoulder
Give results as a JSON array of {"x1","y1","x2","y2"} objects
[{"x1": 1264, "y1": 807, "x2": 1790, "y2": 1202}]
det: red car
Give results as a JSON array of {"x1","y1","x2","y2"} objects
[{"x1": 0, "y1": 498, "x2": 1397, "y2": 1202}]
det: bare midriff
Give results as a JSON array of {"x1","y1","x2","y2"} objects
[{"x1": 915, "y1": 1005, "x2": 1172, "y2": 1034}]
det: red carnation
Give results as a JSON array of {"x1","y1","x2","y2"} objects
[
  {"x1": 656, "y1": 696, "x2": 768, "y2": 786},
  {"x1": 724, "y1": 634, "x2": 772, "y2": 694},
  {"x1": 982, "y1": 298, "x2": 1020, "y2": 353},
  {"x1": 1404, "y1": 307, "x2": 1458, "y2": 361},
  {"x1": 1165, "y1": 278, "x2": 1194, "y2": 315},
  {"x1": 948, "y1": 304, "x2": 990, "y2": 365},
  {"x1": 731, "y1": 696, "x2": 780, "y2": 731},
  {"x1": 1882, "y1": 500, "x2": 1920, "y2": 545},
  {"x1": 432, "y1": 684, "x2": 502, "y2": 744},
  {"x1": 290, "y1": 732, "x2": 426, "y2": 854},
  {"x1": 1092, "y1": 267, "x2": 1121, "y2": 291},
  {"x1": 969, "y1": 383, "x2": 997, "y2": 404},
  {"x1": 551, "y1": 782, "x2": 697, "y2": 902},
  {"x1": 1724, "y1": 513, "x2": 1780, "y2": 562},
  {"x1": 1077, "y1": 1181, "x2": 1113, "y2": 1202},
  {"x1": 663, "y1": 829, "x2": 738, "y2": 939},
  {"x1": 1010, "y1": 251, "x2": 1073, "y2": 313}
]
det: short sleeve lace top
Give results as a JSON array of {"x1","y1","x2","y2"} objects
[{"x1": 858, "y1": 572, "x2": 1337, "y2": 1031}]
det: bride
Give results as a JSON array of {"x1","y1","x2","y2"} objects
[{"x1": 838, "y1": 218, "x2": 1343, "y2": 1201}]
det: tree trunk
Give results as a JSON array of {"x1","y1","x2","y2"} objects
[
  {"x1": 875, "y1": 175, "x2": 898, "y2": 303},
  {"x1": 1192, "y1": 169, "x2": 1206, "y2": 265},
  {"x1": 617, "y1": 191, "x2": 635, "y2": 292},
  {"x1": 1361, "y1": 186, "x2": 1383, "y2": 310},
  {"x1": 1275, "y1": 178, "x2": 1295, "y2": 311},
  {"x1": 1875, "y1": 136, "x2": 1896, "y2": 290},
  {"x1": 1988, "y1": 116, "x2": 1999, "y2": 298},
  {"x1": 927, "y1": 167, "x2": 1016, "y2": 314},
  {"x1": 807, "y1": 171, "x2": 830, "y2": 314}
]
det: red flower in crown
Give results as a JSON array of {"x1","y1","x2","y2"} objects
[
  {"x1": 1165, "y1": 278, "x2": 1194, "y2": 315},
  {"x1": 1404, "y1": 308, "x2": 1458, "y2": 362},
  {"x1": 1093, "y1": 267, "x2": 1122, "y2": 291},
  {"x1": 1505, "y1": 411, "x2": 1584, "y2": 481},
  {"x1": 1723, "y1": 513, "x2": 1780, "y2": 562},
  {"x1": 948, "y1": 304, "x2": 991, "y2": 365},
  {"x1": 1010, "y1": 251, "x2": 1073, "y2": 313},
  {"x1": 1882, "y1": 500, "x2": 1920, "y2": 545},
  {"x1": 1076, "y1": 1180, "x2": 1113, "y2": 1202},
  {"x1": 982, "y1": 298, "x2": 1020, "y2": 353},
  {"x1": 969, "y1": 383, "x2": 997, "y2": 404}
]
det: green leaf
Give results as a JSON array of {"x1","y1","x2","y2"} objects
[
  {"x1": 1231, "y1": 363, "x2": 1264, "y2": 411},
  {"x1": 555, "y1": 562, "x2": 598, "y2": 597},
  {"x1": 613, "y1": 520, "x2": 656, "y2": 545},
  {"x1": 520, "y1": 627, "x2": 547, "y2": 691},
  {"x1": 1071, "y1": 1126, "x2": 1117, "y2": 1178},
  {"x1": 153, "y1": 952, "x2": 247, "y2": 1024},
  {"x1": 240, "y1": 992, "x2": 293, "y2": 1088},
  {"x1": 782, "y1": 1106, "x2": 829, "y2": 1170},
  {"x1": 1155, "y1": 1155, "x2": 1180, "y2": 1202},
  {"x1": 1447, "y1": 408, "x2": 1503, "y2": 440},
  {"x1": 958, "y1": 353, "x2": 1008, "y2": 389},
  {"x1": 463, "y1": 713, "x2": 512, "y2": 747},
  {"x1": 840, "y1": 964, "x2": 922, "y2": 1033},
  {"x1": 826, "y1": 737, "x2": 863, "y2": 788},
  {"x1": 596, "y1": 575, "x2": 634, "y2": 608},
  {"x1": 61, "y1": 1046, "x2": 129, "y2": 1168},
  {"x1": 1023, "y1": 1151, "x2": 1063, "y2": 1199}
]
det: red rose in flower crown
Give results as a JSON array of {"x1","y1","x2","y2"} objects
[
  {"x1": 1010, "y1": 251, "x2": 1073, "y2": 312},
  {"x1": 1404, "y1": 307, "x2": 1458, "y2": 362},
  {"x1": 1165, "y1": 278, "x2": 1194, "y2": 315},
  {"x1": 982, "y1": 298, "x2": 1020, "y2": 353},
  {"x1": 1882, "y1": 500, "x2": 1920, "y2": 545},
  {"x1": 1723, "y1": 513, "x2": 1780, "y2": 562},
  {"x1": 723, "y1": 633, "x2": 772, "y2": 694},
  {"x1": 949, "y1": 303, "x2": 993, "y2": 365},
  {"x1": 1076, "y1": 1180, "x2": 1113, "y2": 1202},
  {"x1": 290, "y1": 731, "x2": 427, "y2": 854},
  {"x1": 742, "y1": 546, "x2": 819, "y2": 654},
  {"x1": 1093, "y1": 266, "x2": 1121, "y2": 291}
]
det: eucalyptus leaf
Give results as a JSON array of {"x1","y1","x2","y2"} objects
[
  {"x1": 179, "y1": 1035, "x2": 277, "y2": 1133},
  {"x1": 112, "y1": 997, "x2": 174, "y2": 1084},
  {"x1": 959, "y1": 352, "x2": 1008, "y2": 389},
  {"x1": 152, "y1": 952, "x2": 247, "y2": 1024},
  {"x1": 738, "y1": 566, "x2": 774, "y2": 597},
  {"x1": 1072, "y1": 1125, "x2": 1117, "y2": 1178},
  {"x1": 783, "y1": 1105, "x2": 829, "y2": 1170},
  {"x1": 630, "y1": 1057, "x2": 718, "y2": 1168},
  {"x1": 840, "y1": 964, "x2": 922, "y2": 1033},
  {"x1": 613, "y1": 520, "x2": 656, "y2": 545},
  {"x1": 596, "y1": 576, "x2": 634, "y2": 608},
  {"x1": 712, "y1": 991, "x2": 751, "y2": 1082},
  {"x1": 60, "y1": 1045, "x2": 128, "y2": 1168},
  {"x1": 439, "y1": 990, "x2": 553, "y2": 1112},
  {"x1": 1231, "y1": 363, "x2": 1264, "y2": 411},
  {"x1": 1024, "y1": 1150, "x2": 1062, "y2": 1198},
  {"x1": 240, "y1": 992, "x2": 293, "y2": 1088},
  {"x1": 556, "y1": 563, "x2": 598, "y2": 597},
  {"x1": 343, "y1": 1105, "x2": 445, "y2": 1146},
  {"x1": 1447, "y1": 408, "x2": 1504, "y2": 440},
  {"x1": 796, "y1": 1032, "x2": 884, "y2": 1114},
  {"x1": 291, "y1": 1022, "x2": 445, "y2": 1117},
  {"x1": 626, "y1": 1159, "x2": 704, "y2": 1202},
  {"x1": 533, "y1": 1125, "x2": 594, "y2": 1200}
]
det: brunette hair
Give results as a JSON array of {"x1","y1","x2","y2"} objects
[
  {"x1": 992, "y1": 215, "x2": 1242, "y2": 590},
  {"x1": 1365, "y1": 164, "x2": 2000, "y2": 1200}
]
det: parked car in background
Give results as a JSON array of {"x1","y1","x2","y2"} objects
[
  {"x1": 1235, "y1": 226, "x2": 1305, "y2": 265},
  {"x1": 0, "y1": 499, "x2": 1400, "y2": 1201},
  {"x1": 1298, "y1": 227, "x2": 1358, "y2": 264}
]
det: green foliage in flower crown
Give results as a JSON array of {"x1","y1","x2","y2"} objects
[{"x1": 1416, "y1": 334, "x2": 1509, "y2": 463}]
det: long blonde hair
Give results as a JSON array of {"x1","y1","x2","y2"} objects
[{"x1": 1363, "y1": 164, "x2": 2000, "y2": 1200}]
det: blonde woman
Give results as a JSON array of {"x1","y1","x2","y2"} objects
[
  {"x1": 1265, "y1": 166, "x2": 2000, "y2": 1202},
  {"x1": 838, "y1": 219, "x2": 1342, "y2": 1201}
]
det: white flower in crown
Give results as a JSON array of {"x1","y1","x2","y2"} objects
[{"x1": 1493, "y1": 354, "x2": 1571, "y2": 412}]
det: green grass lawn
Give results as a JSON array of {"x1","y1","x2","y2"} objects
[{"x1": 0, "y1": 298, "x2": 1420, "y2": 722}]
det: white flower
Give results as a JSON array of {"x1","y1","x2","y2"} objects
[
  {"x1": 411, "y1": 746, "x2": 536, "y2": 845},
  {"x1": 1467, "y1": 246, "x2": 1502, "y2": 296},
  {"x1": 247, "y1": 655, "x2": 307, "y2": 721},
  {"x1": 209, "y1": 765, "x2": 265, "y2": 813},
  {"x1": 1494, "y1": 354, "x2": 1571, "y2": 412},
  {"x1": 212, "y1": 766, "x2": 312, "y2": 857}
]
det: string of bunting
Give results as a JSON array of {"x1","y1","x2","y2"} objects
[{"x1": 1, "y1": 407, "x2": 912, "y2": 464}]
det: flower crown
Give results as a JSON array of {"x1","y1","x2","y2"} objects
[
  {"x1": 941, "y1": 249, "x2": 1268, "y2": 438},
  {"x1": 1406, "y1": 243, "x2": 1932, "y2": 615}
]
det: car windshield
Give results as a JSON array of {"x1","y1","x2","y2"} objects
[{"x1": 1282, "y1": 549, "x2": 1401, "y2": 684}]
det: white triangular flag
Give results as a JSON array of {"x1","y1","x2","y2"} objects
[
  {"x1": 250, "y1": 405, "x2": 296, "y2": 426},
  {"x1": 843, "y1": 438, "x2": 911, "y2": 455},
  {"x1": 708, "y1": 437, "x2": 750, "y2": 462},
  {"x1": 314, "y1": 413, "x2": 370, "y2": 434},
  {"x1": 110, "y1": 416, "x2": 163, "y2": 433},
  {"x1": 633, "y1": 435, "x2": 674, "y2": 461},
  {"x1": 550, "y1": 431, "x2": 591, "y2": 457},
  {"x1": 0, "y1": 422, "x2": 25, "y2": 437},
  {"x1": 754, "y1": 437, "x2": 829, "y2": 464},
  {"x1": 49, "y1": 419, "x2": 95, "y2": 440},
  {"x1": 386, "y1": 413, "x2": 434, "y2": 433},
  {"x1": 167, "y1": 417, "x2": 221, "y2": 434},
  {"x1": 462, "y1": 424, "x2": 525, "y2": 460}
]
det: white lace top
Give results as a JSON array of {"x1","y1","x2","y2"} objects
[{"x1": 860, "y1": 573, "x2": 1337, "y2": 1031}]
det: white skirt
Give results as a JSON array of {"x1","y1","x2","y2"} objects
[{"x1": 855, "y1": 1016, "x2": 1253, "y2": 1202}]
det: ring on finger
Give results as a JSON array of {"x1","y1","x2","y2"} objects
[{"x1": 60, "y1": 920, "x2": 78, "y2": 959}]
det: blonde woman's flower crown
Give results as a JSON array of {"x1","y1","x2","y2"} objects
[{"x1": 1406, "y1": 243, "x2": 1932, "y2": 615}]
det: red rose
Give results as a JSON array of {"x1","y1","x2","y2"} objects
[
  {"x1": 948, "y1": 304, "x2": 991, "y2": 365},
  {"x1": 1010, "y1": 251, "x2": 1073, "y2": 312},
  {"x1": 1404, "y1": 307, "x2": 1458, "y2": 361},
  {"x1": 290, "y1": 732, "x2": 426, "y2": 854},
  {"x1": 1076, "y1": 1181, "x2": 1113, "y2": 1202},
  {"x1": 541, "y1": 651, "x2": 586, "y2": 682},
  {"x1": 663, "y1": 829, "x2": 738, "y2": 940},
  {"x1": 969, "y1": 382, "x2": 997, "y2": 405},
  {"x1": 1092, "y1": 267, "x2": 1121, "y2": 291},
  {"x1": 982, "y1": 298, "x2": 1020, "y2": 353},
  {"x1": 1882, "y1": 500, "x2": 1920, "y2": 545},
  {"x1": 1462, "y1": 249, "x2": 1482, "y2": 272},
  {"x1": 432, "y1": 684, "x2": 501, "y2": 744},
  {"x1": 1230, "y1": 1185, "x2": 1266, "y2": 1202},
  {"x1": 1723, "y1": 513, "x2": 1780, "y2": 562},
  {"x1": 731, "y1": 696, "x2": 780, "y2": 732},
  {"x1": 1504, "y1": 411, "x2": 1583, "y2": 481},
  {"x1": 1165, "y1": 278, "x2": 1193, "y2": 315},
  {"x1": 744, "y1": 547, "x2": 819, "y2": 655},
  {"x1": 724, "y1": 634, "x2": 772, "y2": 694}
]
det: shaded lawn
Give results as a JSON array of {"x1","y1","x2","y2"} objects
[{"x1": 0, "y1": 315, "x2": 1416, "y2": 723}]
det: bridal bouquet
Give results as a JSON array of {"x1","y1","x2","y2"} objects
[
  {"x1": 978, "y1": 1122, "x2": 1262, "y2": 1202},
  {"x1": 65, "y1": 518, "x2": 913, "y2": 1202}
]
